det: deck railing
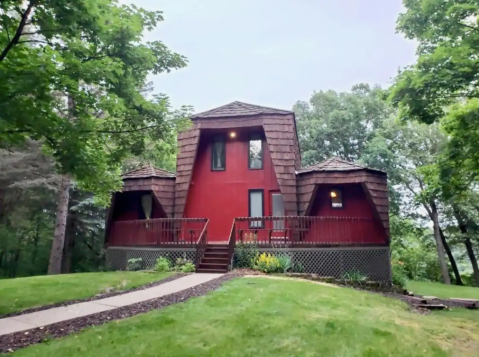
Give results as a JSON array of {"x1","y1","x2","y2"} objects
[
  {"x1": 195, "y1": 220, "x2": 209, "y2": 268},
  {"x1": 234, "y1": 216, "x2": 386, "y2": 247},
  {"x1": 107, "y1": 218, "x2": 209, "y2": 247},
  {"x1": 227, "y1": 219, "x2": 236, "y2": 269}
]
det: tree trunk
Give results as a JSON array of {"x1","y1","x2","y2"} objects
[
  {"x1": 32, "y1": 214, "x2": 41, "y2": 265},
  {"x1": 439, "y1": 228, "x2": 463, "y2": 285},
  {"x1": 62, "y1": 213, "x2": 75, "y2": 274},
  {"x1": 431, "y1": 201, "x2": 451, "y2": 284},
  {"x1": 48, "y1": 175, "x2": 71, "y2": 274},
  {"x1": 465, "y1": 238, "x2": 479, "y2": 286},
  {"x1": 452, "y1": 207, "x2": 479, "y2": 286}
]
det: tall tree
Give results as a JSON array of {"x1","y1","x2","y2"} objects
[
  {"x1": 1, "y1": 1, "x2": 189, "y2": 274},
  {"x1": 293, "y1": 84, "x2": 392, "y2": 166},
  {"x1": 362, "y1": 119, "x2": 461, "y2": 284},
  {"x1": 390, "y1": 0, "x2": 479, "y2": 187}
]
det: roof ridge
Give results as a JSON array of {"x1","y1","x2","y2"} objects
[
  {"x1": 122, "y1": 164, "x2": 175, "y2": 179},
  {"x1": 298, "y1": 157, "x2": 383, "y2": 174},
  {"x1": 191, "y1": 101, "x2": 292, "y2": 119}
]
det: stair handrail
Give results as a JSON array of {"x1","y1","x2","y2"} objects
[
  {"x1": 195, "y1": 219, "x2": 209, "y2": 270},
  {"x1": 226, "y1": 218, "x2": 236, "y2": 270}
]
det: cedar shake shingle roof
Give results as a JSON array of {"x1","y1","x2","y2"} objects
[
  {"x1": 297, "y1": 157, "x2": 385, "y2": 174},
  {"x1": 122, "y1": 164, "x2": 175, "y2": 179},
  {"x1": 191, "y1": 101, "x2": 293, "y2": 119}
]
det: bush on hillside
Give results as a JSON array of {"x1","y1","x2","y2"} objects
[
  {"x1": 391, "y1": 260, "x2": 408, "y2": 288},
  {"x1": 127, "y1": 258, "x2": 143, "y2": 271},
  {"x1": 155, "y1": 257, "x2": 171, "y2": 272}
]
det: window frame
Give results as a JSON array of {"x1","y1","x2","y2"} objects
[
  {"x1": 248, "y1": 189, "x2": 264, "y2": 228},
  {"x1": 211, "y1": 135, "x2": 226, "y2": 171},
  {"x1": 330, "y1": 188, "x2": 344, "y2": 210},
  {"x1": 248, "y1": 133, "x2": 264, "y2": 170}
]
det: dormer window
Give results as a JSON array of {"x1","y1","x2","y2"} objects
[
  {"x1": 211, "y1": 135, "x2": 226, "y2": 171},
  {"x1": 248, "y1": 134, "x2": 263, "y2": 169}
]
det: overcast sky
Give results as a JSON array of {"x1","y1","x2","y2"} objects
[{"x1": 124, "y1": 0, "x2": 417, "y2": 113}]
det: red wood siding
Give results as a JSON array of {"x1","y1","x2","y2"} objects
[
  {"x1": 175, "y1": 114, "x2": 300, "y2": 219},
  {"x1": 184, "y1": 129, "x2": 280, "y2": 241},
  {"x1": 304, "y1": 184, "x2": 386, "y2": 244},
  {"x1": 297, "y1": 170, "x2": 389, "y2": 238}
]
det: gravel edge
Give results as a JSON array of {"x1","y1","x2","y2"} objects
[
  {"x1": 1, "y1": 273, "x2": 188, "y2": 319},
  {"x1": 0, "y1": 272, "x2": 244, "y2": 353}
]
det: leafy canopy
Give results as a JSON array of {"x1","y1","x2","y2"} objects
[{"x1": 0, "y1": 0, "x2": 188, "y2": 203}]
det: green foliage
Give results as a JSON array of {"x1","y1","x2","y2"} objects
[
  {"x1": 181, "y1": 262, "x2": 196, "y2": 273},
  {"x1": 252, "y1": 253, "x2": 281, "y2": 273},
  {"x1": 126, "y1": 258, "x2": 143, "y2": 272},
  {"x1": 276, "y1": 254, "x2": 292, "y2": 273},
  {"x1": 290, "y1": 262, "x2": 305, "y2": 273},
  {"x1": 391, "y1": 261, "x2": 408, "y2": 289},
  {"x1": 154, "y1": 255, "x2": 194, "y2": 273},
  {"x1": 389, "y1": 0, "x2": 479, "y2": 225},
  {"x1": 234, "y1": 240, "x2": 259, "y2": 269},
  {"x1": 294, "y1": 84, "x2": 392, "y2": 166},
  {"x1": 342, "y1": 270, "x2": 368, "y2": 284},
  {"x1": 390, "y1": 216, "x2": 442, "y2": 282},
  {"x1": 154, "y1": 257, "x2": 171, "y2": 272},
  {"x1": 0, "y1": 1, "x2": 189, "y2": 202}
]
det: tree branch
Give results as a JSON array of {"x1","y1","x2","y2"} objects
[
  {"x1": 3, "y1": 124, "x2": 162, "y2": 136},
  {"x1": 0, "y1": 1, "x2": 37, "y2": 62},
  {"x1": 17, "y1": 39, "x2": 49, "y2": 45}
]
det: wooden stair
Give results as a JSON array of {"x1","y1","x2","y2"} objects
[{"x1": 196, "y1": 244, "x2": 229, "y2": 273}]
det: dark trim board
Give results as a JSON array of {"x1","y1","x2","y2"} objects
[{"x1": 248, "y1": 189, "x2": 265, "y2": 228}]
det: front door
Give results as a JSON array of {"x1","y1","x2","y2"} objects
[{"x1": 270, "y1": 192, "x2": 285, "y2": 240}]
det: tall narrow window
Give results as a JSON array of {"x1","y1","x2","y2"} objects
[
  {"x1": 330, "y1": 189, "x2": 343, "y2": 209},
  {"x1": 248, "y1": 134, "x2": 263, "y2": 169},
  {"x1": 211, "y1": 135, "x2": 225, "y2": 171},
  {"x1": 249, "y1": 189, "x2": 264, "y2": 228}
]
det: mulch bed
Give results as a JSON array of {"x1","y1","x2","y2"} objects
[
  {"x1": 0, "y1": 271, "x2": 244, "y2": 354},
  {"x1": 1, "y1": 273, "x2": 188, "y2": 319}
]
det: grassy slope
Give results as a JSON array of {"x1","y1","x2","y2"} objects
[
  {"x1": 13, "y1": 277, "x2": 479, "y2": 357},
  {"x1": 0, "y1": 271, "x2": 173, "y2": 315},
  {"x1": 407, "y1": 280, "x2": 479, "y2": 299}
]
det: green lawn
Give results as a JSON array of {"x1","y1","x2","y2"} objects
[
  {"x1": 0, "y1": 271, "x2": 173, "y2": 315},
  {"x1": 12, "y1": 277, "x2": 479, "y2": 357},
  {"x1": 407, "y1": 280, "x2": 479, "y2": 300}
]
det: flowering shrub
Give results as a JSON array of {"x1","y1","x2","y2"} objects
[{"x1": 253, "y1": 253, "x2": 281, "y2": 273}]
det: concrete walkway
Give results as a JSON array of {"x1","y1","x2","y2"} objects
[{"x1": 0, "y1": 273, "x2": 222, "y2": 336}]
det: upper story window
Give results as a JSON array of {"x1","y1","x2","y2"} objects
[
  {"x1": 330, "y1": 189, "x2": 343, "y2": 209},
  {"x1": 248, "y1": 134, "x2": 263, "y2": 169},
  {"x1": 211, "y1": 135, "x2": 226, "y2": 171}
]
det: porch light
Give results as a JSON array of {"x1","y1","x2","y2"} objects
[
  {"x1": 330, "y1": 189, "x2": 343, "y2": 209},
  {"x1": 229, "y1": 131, "x2": 236, "y2": 138}
]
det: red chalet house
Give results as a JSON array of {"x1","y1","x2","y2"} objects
[{"x1": 105, "y1": 102, "x2": 391, "y2": 281}]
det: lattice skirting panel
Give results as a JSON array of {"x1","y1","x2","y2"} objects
[
  {"x1": 106, "y1": 246, "x2": 196, "y2": 271},
  {"x1": 238, "y1": 247, "x2": 391, "y2": 282}
]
